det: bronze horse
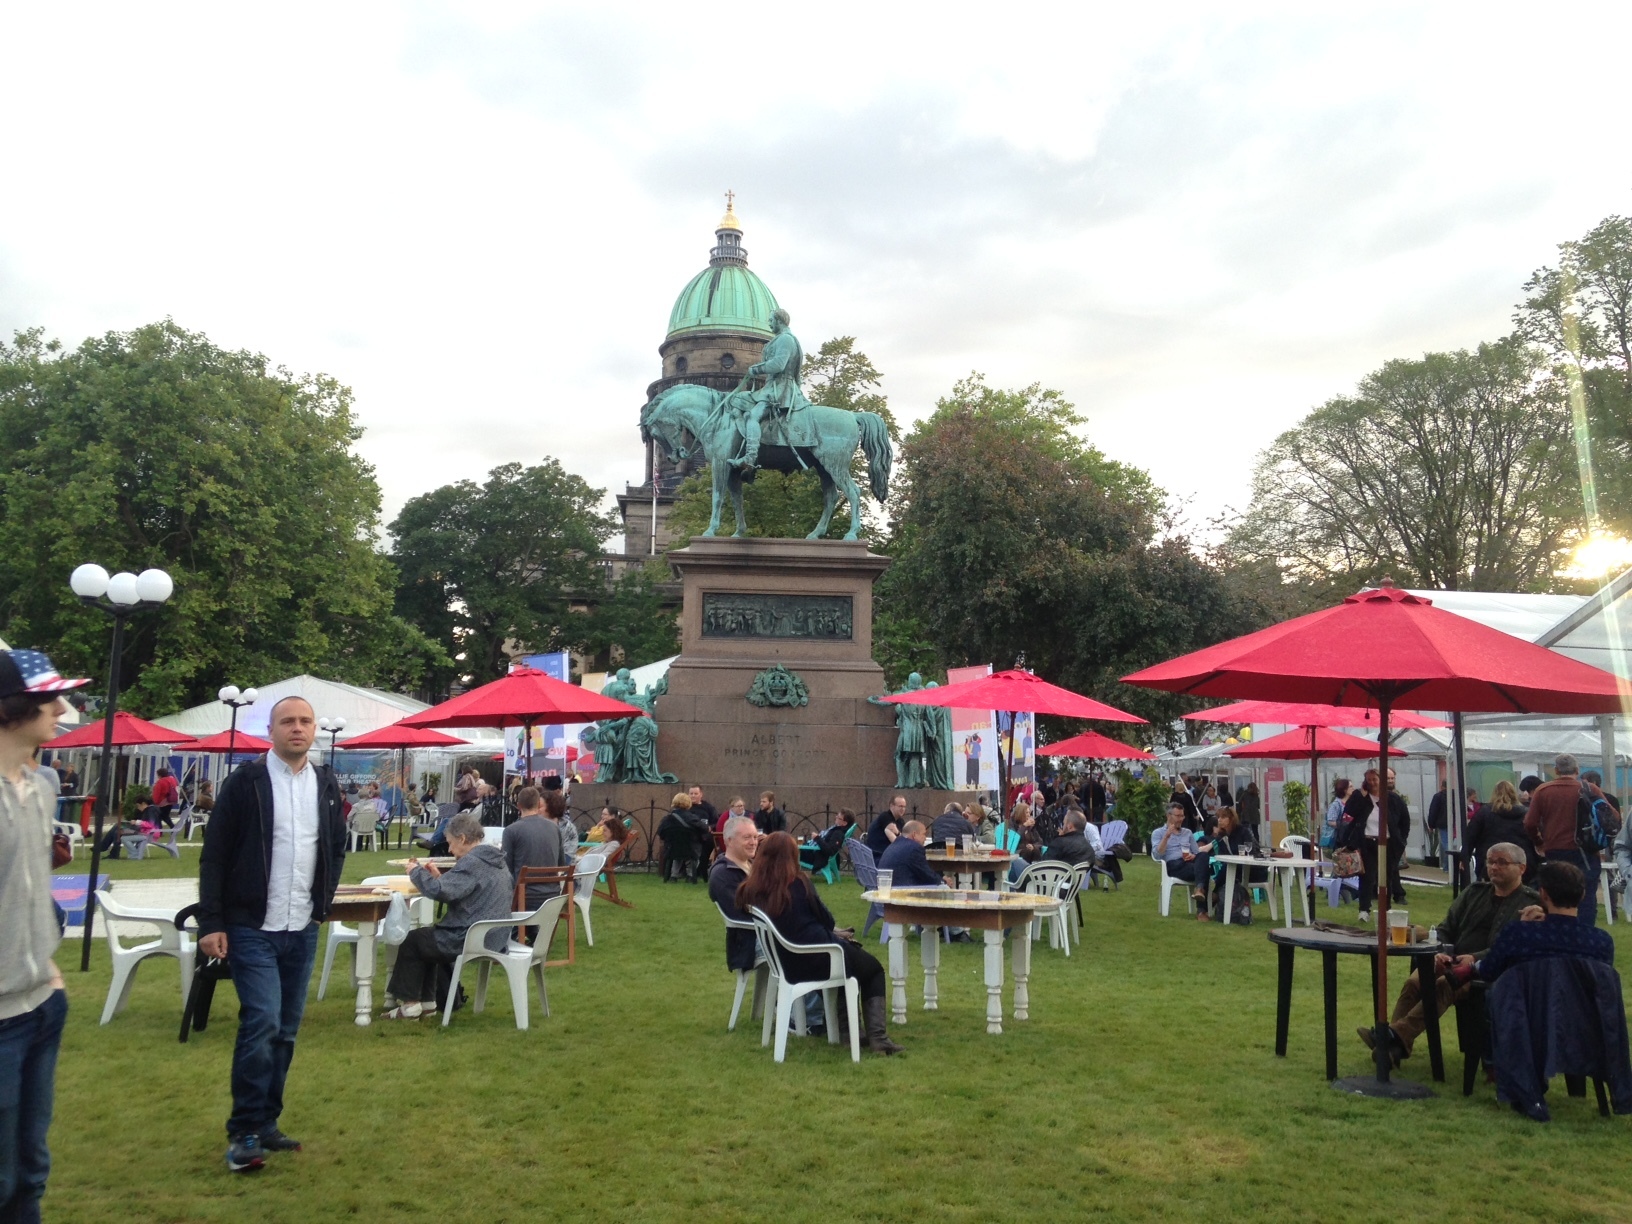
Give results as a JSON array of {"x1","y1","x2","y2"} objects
[{"x1": 640, "y1": 384, "x2": 892, "y2": 540}]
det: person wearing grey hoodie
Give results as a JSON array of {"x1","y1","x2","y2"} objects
[
  {"x1": 0, "y1": 649, "x2": 88, "y2": 1223},
  {"x1": 382, "y1": 812, "x2": 515, "y2": 1020}
]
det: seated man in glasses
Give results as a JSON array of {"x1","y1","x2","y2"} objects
[
  {"x1": 1358, "y1": 842, "x2": 1538, "y2": 1067},
  {"x1": 1150, "y1": 802, "x2": 1215, "y2": 919}
]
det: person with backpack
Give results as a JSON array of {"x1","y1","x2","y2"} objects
[
  {"x1": 1579, "y1": 769, "x2": 1621, "y2": 923},
  {"x1": 1523, "y1": 754, "x2": 1601, "y2": 927}
]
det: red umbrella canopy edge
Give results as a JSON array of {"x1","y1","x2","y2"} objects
[
  {"x1": 400, "y1": 665, "x2": 645, "y2": 729},
  {"x1": 1035, "y1": 730, "x2": 1153, "y2": 759},
  {"x1": 1182, "y1": 700, "x2": 1450, "y2": 729},
  {"x1": 186, "y1": 729, "x2": 275, "y2": 753},
  {"x1": 879, "y1": 669, "x2": 1145, "y2": 722},
  {"x1": 1123, "y1": 584, "x2": 1632, "y2": 714},
  {"x1": 47, "y1": 711, "x2": 199, "y2": 749},
  {"x1": 337, "y1": 724, "x2": 469, "y2": 750},
  {"x1": 1224, "y1": 726, "x2": 1407, "y2": 759}
]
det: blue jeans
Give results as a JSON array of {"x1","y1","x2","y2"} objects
[
  {"x1": 226, "y1": 925, "x2": 318, "y2": 1139},
  {"x1": 0, "y1": 989, "x2": 67, "y2": 1224},
  {"x1": 1544, "y1": 850, "x2": 1599, "y2": 927}
]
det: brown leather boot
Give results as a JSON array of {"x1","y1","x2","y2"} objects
[{"x1": 862, "y1": 997, "x2": 904, "y2": 1056}]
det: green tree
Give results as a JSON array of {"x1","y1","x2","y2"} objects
[
  {"x1": 666, "y1": 336, "x2": 898, "y2": 543},
  {"x1": 0, "y1": 321, "x2": 445, "y2": 714},
  {"x1": 878, "y1": 374, "x2": 1262, "y2": 735},
  {"x1": 1516, "y1": 214, "x2": 1632, "y2": 537},
  {"x1": 1227, "y1": 339, "x2": 1581, "y2": 593},
  {"x1": 390, "y1": 459, "x2": 618, "y2": 693}
]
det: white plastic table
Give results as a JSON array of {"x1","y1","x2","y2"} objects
[{"x1": 1212, "y1": 854, "x2": 1320, "y2": 928}]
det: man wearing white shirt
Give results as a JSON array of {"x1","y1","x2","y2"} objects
[{"x1": 199, "y1": 696, "x2": 347, "y2": 1173}]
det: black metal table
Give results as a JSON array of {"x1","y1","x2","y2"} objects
[{"x1": 1269, "y1": 927, "x2": 1447, "y2": 1083}]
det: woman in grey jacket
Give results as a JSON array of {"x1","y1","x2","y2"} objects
[{"x1": 383, "y1": 812, "x2": 515, "y2": 1020}]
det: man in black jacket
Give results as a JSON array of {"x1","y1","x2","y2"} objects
[
  {"x1": 198, "y1": 696, "x2": 348, "y2": 1173},
  {"x1": 1042, "y1": 810, "x2": 1102, "y2": 868}
]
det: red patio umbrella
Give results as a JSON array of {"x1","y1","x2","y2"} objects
[
  {"x1": 186, "y1": 729, "x2": 274, "y2": 754},
  {"x1": 1035, "y1": 730, "x2": 1153, "y2": 760},
  {"x1": 400, "y1": 666, "x2": 644, "y2": 782},
  {"x1": 1124, "y1": 582, "x2": 1631, "y2": 1097},
  {"x1": 880, "y1": 668, "x2": 1145, "y2": 802},
  {"x1": 1224, "y1": 726, "x2": 1405, "y2": 759},
  {"x1": 47, "y1": 711, "x2": 197, "y2": 748},
  {"x1": 337, "y1": 724, "x2": 469, "y2": 750},
  {"x1": 339, "y1": 723, "x2": 470, "y2": 849}
]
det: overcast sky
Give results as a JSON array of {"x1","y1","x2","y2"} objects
[{"x1": 3, "y1": 2, "x2": 1629, "y2": 542}]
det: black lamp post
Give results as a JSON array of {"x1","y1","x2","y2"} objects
[
  {"x1": 318, "y1": 716, "x2": 347, "y2": 763},
  {"x1": 217, "y1": 685, "x2": 259, "y2": 770},
  {"x1": 71, "y1": 563, "x2": 174, "y2": 972}
]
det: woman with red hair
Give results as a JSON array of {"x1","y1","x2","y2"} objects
[{"x1": 737, "y1": 832, "x2": 902, "y2": 1055}]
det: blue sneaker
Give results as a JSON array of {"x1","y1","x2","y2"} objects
[{"x1": 226, "y1": 1134, "x2": 265, "y2": 1172}]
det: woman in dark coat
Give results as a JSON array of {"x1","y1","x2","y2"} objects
[
  {"x1": 737, "y1": 832, "x2": 902, "y2": 1056},
  {"x1": 1341, "y1": 769, "x2": 1406, "y2": 920},
  {"x1": 1464, "y1": 780, "x2": 1534, "y2": 882}
]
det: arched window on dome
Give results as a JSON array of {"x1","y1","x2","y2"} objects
[
  {"x1": 720, "y1": 353, "x2": 736, "y2": 371},
  {"x1": 674, "y1": 355, "x2": 688, "y2": 375}
]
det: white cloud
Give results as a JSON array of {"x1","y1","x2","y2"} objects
[{"x1": 1, "y1": 1, "x2": 1629, "y2": 545}]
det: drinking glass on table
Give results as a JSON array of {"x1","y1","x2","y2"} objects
[
  {"x1": 1389, "y1": 909, "x2": 1410, "y2": 946},
  {"x1": 962, "y1": 834, "x2": 975, "y2": 855},
  {"x1": 876, "y1": 870, "x2": 893, "y2": 897}
]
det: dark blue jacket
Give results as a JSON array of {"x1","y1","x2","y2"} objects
[
  {"x1": 197, "y1": 757, "x2": 348, "y2": 939},
  {"x1": 1488, "y1": 956, "x2": 1632, "y2": 1119},
  {"x1": 878, "y1": 837, "x2": 944, "y2": 888}
]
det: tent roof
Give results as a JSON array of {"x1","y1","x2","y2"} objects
[{"x1": 153, "y1": 675, "x2": 493, "y2": 743}]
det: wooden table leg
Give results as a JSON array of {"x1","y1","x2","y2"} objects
[
  {"x1": 887, "y1": 923, "x2": 908, "y2": 1025},
  {"x1": 1280, "y1": 868, "x2": 1297, "y2": 930},
  {"x1": 1416, "y1": 952, "x2": 1444, "y2": 1082},
  {"x1": 354, "y1": 922, "x2": 376, "y2": 1027},
  {"x1": 1322, "y1": 950, "x2": 1338, "y2": 1080},
  {"x1": 983, "y1": 928, "x2": 1005, "y2": 1035},
  {"x1": 921, "y1": 924, "x2": 940, "y2": 1011},
  {"x1": 1011, "y1": 924, "x2": 1032, "y2": 1021},
  {"x1": 1297, "y1": 869, "x2": 1312, "y2": 926},
  {"x1": 1274, "y1": 942, "x2": 1293, "y2": 1056}
]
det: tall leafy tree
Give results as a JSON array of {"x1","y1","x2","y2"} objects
[
  {"x1": 1516, "y1": 214, "x2": 1632, "y2": 537},
  {"x1": 390, "y1": 460, "x2": 619, "y2": 693},
  {"x1": 1229, "y1": 339, "x2": 1580, "y2": 592},
  {"x1": 666, "y1": 336, "x2": 898, "y2": 542},
  {"x1": 878, "y1": 374, "x2": 1262, "y2": 735},
  {"x1": 0, "y1": 321, "x2": 445, "y2": 713}
]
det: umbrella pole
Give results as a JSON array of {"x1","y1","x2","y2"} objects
[{"x1": 1335, "y1": 695, "x2": 1430, "y2": 1099}]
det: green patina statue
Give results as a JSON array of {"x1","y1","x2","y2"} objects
[
  {"x1": 869, "y1": 672, "x2": 929, "y2": 789},
  {"x1": 922, "y1": 680, "x2": 957, "y2": 791},
  {"x1": 595, "y1": 668, "x2": 676, "y2": 784},
  {"x1": 640, "y1": 308, "x2": 893, "y2": 540}
]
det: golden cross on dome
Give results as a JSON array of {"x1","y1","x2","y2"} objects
[{"x1": 725, "y1": 189, "x2": 735, "y2": 210}]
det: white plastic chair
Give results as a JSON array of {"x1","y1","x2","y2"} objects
[
  {"x1": 1157, "y1": 856, "x2": 1197, "y2": 917},
  {"x1": 747, "y1": 906, "x2": 860, "y2": 1064},
  {"x1": 442, "y1": 893, "x2": 569, "y2": 1030},
  {"x1": 185, "y1": 809, "x2": 210, "y2": 842},
  {"x1": 1013, "y1": 862, "x2": 1073, "y2": 953},
  {"x1": 348, "y1": 805, "x2": 379, "y2": 853},
  {"x1": 95, "y1": 890, "x2": 195, "y2": 1025},
  {"x1": 573, "y1": 852, "x2": 607, "y2": 947},
  {"x1": 714, "y1": 902, "x2": 769, "y2": 1031},
  {"x1": 52, "y1": 820, "x2": 83, "y2": 860}
]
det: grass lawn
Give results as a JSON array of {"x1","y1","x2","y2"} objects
[{"x1": 45, "y1": 849, "x2": 1632, "y2": 1223}]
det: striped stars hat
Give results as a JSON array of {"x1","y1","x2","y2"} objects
[{"x1": 0, "y1": 650, "x2": 90, "y2": 699}]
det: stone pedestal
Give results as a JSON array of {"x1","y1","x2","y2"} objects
[{"x1": 584, "y1": 538, "x2": 981, "y2": 820}]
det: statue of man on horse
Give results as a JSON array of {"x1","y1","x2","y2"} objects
[
  {"x1": 640, "y1": 308, "x2": 893, "y2": 541},
  {"x1": 732, "y1": 307, "x2": 807, "y2": 472}
]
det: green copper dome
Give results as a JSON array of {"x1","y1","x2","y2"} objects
[{"x1": 665, "y1": 201, "x2": 779, "y2": 339}]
